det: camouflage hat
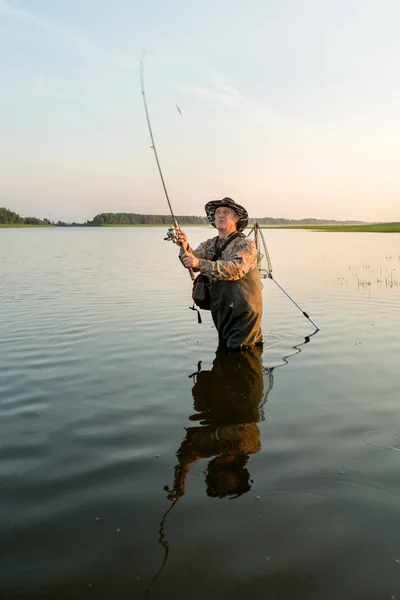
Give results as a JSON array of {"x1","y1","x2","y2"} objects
[{"x1": 205, "y1": 197, "x2": 248, "y2": 232}]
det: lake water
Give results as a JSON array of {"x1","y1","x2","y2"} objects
[{"x1": 0, "y1": 226, "x2": 399, "y2": 600}]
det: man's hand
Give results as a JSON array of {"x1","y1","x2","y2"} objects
[
  {"x1": 176, "y1": 229, "x2": 188, "y2": 247},
  {"x1": 182, "y1": 251, "x2": 199, "y2": 269}
]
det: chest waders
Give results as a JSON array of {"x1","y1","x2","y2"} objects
[{"x1": 209, "y1": 236, "x2": 263, "y2": 349}]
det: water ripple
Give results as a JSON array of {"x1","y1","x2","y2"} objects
[{"x1": 1, "y1": 228, "x2": 400, "y2": 599}]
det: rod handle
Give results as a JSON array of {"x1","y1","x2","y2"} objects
[{"x1": 179, "y1": 239, "x2": 196, "y2": 281}]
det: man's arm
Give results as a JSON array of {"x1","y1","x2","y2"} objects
[
  {"x1": 197, "y1": 238, "x2": 257, "y2": 281},
  {"x1": 176, "y1": 229, "x2": 210, "y2": 270},
  {"x1": 178, "y1": 240, "x2": 208, "y2": 259}
]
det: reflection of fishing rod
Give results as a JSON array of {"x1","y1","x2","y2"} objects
[
  {"x1": 144, "y1": 499, "x2": 178, "y2": 600},
  {"x1": 139, "y1": 61, "x2": 194, "y2": 281},
  {"x1": 265, "y1": 331, "x2": 317, "y2": 371},
  {"x1": 259, "y1": 331, "x2": 318, "y2": 422},
  {"x1": 259, "y1": 329, "x2": 319, "y2": 418},
  {"x1": 250, "y1": 222, "x2": 320, "y2": 332}
]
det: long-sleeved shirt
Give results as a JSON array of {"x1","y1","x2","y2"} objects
[{"x1": 179, "y1": 234, "x2": 258, "y2": 282}]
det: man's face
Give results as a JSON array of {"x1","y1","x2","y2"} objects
[{"x1": 215, "y1": 207, "x2": 239, "y2": 230}]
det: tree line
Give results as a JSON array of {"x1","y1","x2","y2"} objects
[
  {"x1": 87, "y1": 213, "x2": 363, "y2": 226},
  {"x1": 86, "y1": 213, "x2": 208, "y2": 226},
  {"x1": 254, "y1": 216, "x2": 363, "y2": 225},
  {"x1": 0, "y1": 207, "x2": 51, "y2": 225},
  {"x1": 0, "y1": 207, "x2": 208, "y2": 226},
  {"x1": 1, "y1": 207, "x2": 364, "y2": 227}
]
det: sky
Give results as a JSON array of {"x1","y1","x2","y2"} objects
[{"x1": 1, "y1": 0, "x2": 400, "y2": 222}]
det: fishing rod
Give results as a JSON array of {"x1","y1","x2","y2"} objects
[
  {"x1": 250, "y1": 221, "x2": 320, "y2": 332},
  {"x1": 139, "y1": 61, "x2": 195, "y2": 281}
]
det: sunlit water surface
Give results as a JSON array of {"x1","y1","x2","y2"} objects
[{"x1": 1, "y1": 227, "x2": 399, "y2": 599}]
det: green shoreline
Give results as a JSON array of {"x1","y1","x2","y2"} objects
[
  {"x1": 0, "y1": 223, "x2": 54, "y2": 228},
  {"x1": 259, "y1": 222, "x2": 400, "y2": 233},
  {"x1": 1, "y1": 222, "x2": 400, "y2": 232}
]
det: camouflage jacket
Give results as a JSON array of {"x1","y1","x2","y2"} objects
[{"x1": 179, "y1": 233, "x2": 258, "y2": 282}]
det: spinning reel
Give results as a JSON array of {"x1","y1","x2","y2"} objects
[{"x1": 164, "y1": 227, "x2": 178, "y2": 243}]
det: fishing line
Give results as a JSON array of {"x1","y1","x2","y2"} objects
[
  {"x1": 258, "y1": 330, "x2": 318, "y2": 419},
  {"x1": 139, "y1": 61, "x2": 195, "y2": 281},
  {"x1": 144, "y1": 499, "x2": 178, "y2": 600},
  {"x1": 140, "y1": 62, "x2": 178, "y2": 229},
  {"x1": 250, "y1": 221, "x2": 320, "y2": 332}
]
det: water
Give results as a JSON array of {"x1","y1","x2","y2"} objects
[{"x1": 1, "y1": 227, "x2": 400, "y2": 599}]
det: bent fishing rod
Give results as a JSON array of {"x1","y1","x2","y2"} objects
[{"x1": 140, "y1": 62, "x2": 195, "y2": 282}]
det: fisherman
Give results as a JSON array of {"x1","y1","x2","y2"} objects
[{"x1": 177, "y1": 197, "x2": 263, "y2": 349}]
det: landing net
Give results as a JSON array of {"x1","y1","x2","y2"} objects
[{"x1": 247, "y1": 220, "x2": 273, "y2": 279}]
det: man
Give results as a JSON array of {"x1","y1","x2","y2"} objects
[{"x1": 177, "y1": 197, "x2": 262, "y2": 349}]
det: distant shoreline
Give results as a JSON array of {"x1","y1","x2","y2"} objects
[
  {"x1": 3, "y1": 207, "x2": 399, "y2": 231},
  {"x1": 261, "y1": 223, "x2": 400, "y2": 233},
  {"x1": 0, "y1": 223, "x2": 54, "y2": 228},
  {"x1": 1, "y1": 223, "x2": 400, "y2": 232}
]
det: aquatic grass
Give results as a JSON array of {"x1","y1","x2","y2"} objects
[
  {"x1": 353, "y1": 266, "x2": 399, "y2": 288},
  {"x1": 344, "y1": 260, "x2": 400, "y2": 289}
]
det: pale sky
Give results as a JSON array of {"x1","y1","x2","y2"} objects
[{"x1": 1, "y1": 0, "x2": 400, "y2": 222}]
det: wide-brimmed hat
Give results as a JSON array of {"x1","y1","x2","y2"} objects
[{"x1": 205, "y1": 197, "x2": 248, "y2": 231}]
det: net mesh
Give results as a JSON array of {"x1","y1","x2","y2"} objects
[{"x1": 247, "y1": 220, "x2": 273, "y2": 279}]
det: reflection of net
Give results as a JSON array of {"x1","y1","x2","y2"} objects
[
  {"x1": 247, "y1": 221, "x2": 273, "y2": 279},
  {"x1": 259, "y1": 367, "x2": 274, "y2": 421}
]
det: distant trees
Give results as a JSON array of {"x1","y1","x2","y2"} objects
[
  {"x1": 86, "y1": 213, "x2": 364, "y2": 227},
  {"x1": 86, "y1": 213, "x2": 208, "y2": 226},
  {"x1": 0, "y1": 207, "x2": 23, "y2": 224},
  {"x1": 0, "y1": 206, "x2": 365, "y2": 228},
  {"x1": 253, "y1": 216, "x2": 363, "y2": 225},
  {"x1": 24, "y1": 217, "x2": 44, "y2": 225},
  {"x1": 0, "y1": 207, "x2": 50, "y2": 225},
  {"x1": 255, "y1": 217, "x2": 299, "y2": 225}
]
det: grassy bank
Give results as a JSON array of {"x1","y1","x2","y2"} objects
[
  {"x1": 0, "y1": 223, "x2": 204, "y2": 228},
  {"x1": 99, "y1": 223, "x2": 204, "y2": 227},
  {"x1": 0, "y1": 223, "x2": 54, "y2": 228},
  {"x1": 260, "y1": 222, "x2": 400, "y2": 233}
]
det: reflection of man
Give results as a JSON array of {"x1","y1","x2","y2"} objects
[
  {"x1": 166, "y1": 345, "x2": 264, "y2": 500},
  {"x1": 176, "y1": 197, "x2": 262, "y2": 349}
]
